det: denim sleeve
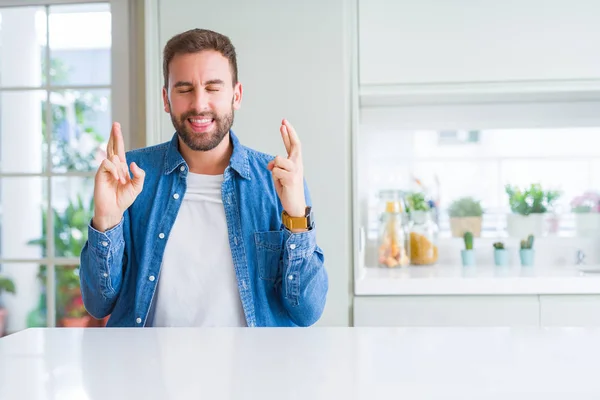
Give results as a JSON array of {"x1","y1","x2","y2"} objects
[
  {"x1": 79, "y1": 216, "x2": 126, "y2": 319},
  {"x1": 280, "y1": 225, "x2": 328, "y2": 326},
  {"x1": 279, "y1": 180, "x2": 328, "y2": 326}
]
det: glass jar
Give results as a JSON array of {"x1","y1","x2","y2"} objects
[
  {"x1": 409, "y1": 210, "x2": 439, "y2": 265},
  {"x1": 377, "y1": 200, "x2": 410, "y2": 268}
]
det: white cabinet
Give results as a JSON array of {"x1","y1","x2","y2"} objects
[
  {"x1": 355, "y1": 295, "x2": 600, "y2": 327},
  {"x1": 354, "y1": 295, "x2": 539, "y2": 327},
  {"x1": 359, "y1": 0, "x2": 600, "y2": 87},
  {"x1": 540, "y1": 295, "x2": 600, "y2": 327}
]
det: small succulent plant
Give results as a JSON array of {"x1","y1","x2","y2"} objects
[
  {"x1": 463, "y1": 231, "x2": 473, "y2": 250},
  {"x1": 520, "y1": 235, "x2": 534, "y2": 250},
  {"x1": 493, "y1": 242, "x2": 505, "y2": 250}
]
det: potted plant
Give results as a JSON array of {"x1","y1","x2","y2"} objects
[
  {"x1": 519, "y1": 235, "x2": 535, "y2": 267},
  {"x1": 570, "y1": 191, "x2": 600, "y2": 237},
  {"x1": 0, "y1": 275, "x2": 16, "y2": 337},
  {"x1": 493, "y1": 241, "x2": 508, "y2": 266},
  {"x1": 505, "y1": 183, "x2": 561, "y2": 238},
  {"x1": 29, "y1": 195, "x2": 108, "y2": 328},
  {"x1": 448, "y1": 196, "x2": 484, "y2": 237},
  {"x1": 461, "y1": 231, "x2": 475, "y2": 266}
]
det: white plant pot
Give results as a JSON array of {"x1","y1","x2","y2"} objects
[
  {"x1": 575, "y1": 213, "x2": 600, "y2": 237},
  {"x1": 506, "y1": 214, "x2": 544, "y2": 238}
]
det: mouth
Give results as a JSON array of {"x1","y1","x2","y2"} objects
[{"x1": 186, "y1": 117, "x2": 214, "y2": 133}]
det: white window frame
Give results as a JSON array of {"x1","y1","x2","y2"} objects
[{"x1": 0, "y1": 0, "x2": 134, "y2": 328}]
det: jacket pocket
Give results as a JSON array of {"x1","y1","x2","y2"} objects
[{"x1": 254, "y1": 231, "x2": 284, "y2": 281}]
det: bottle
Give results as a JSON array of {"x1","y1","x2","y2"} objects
[
  {"x1": 377, "y1": 200, "x2": 410, "y2": 268},
  {"x1": 409, "y1": 210, "x2": 439, "y2": 265}
]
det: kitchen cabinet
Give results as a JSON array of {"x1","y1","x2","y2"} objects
[
  {"x1": 539, "y1": 295, "x2": 600, "y2": 327},
  {"x1": 355, "y1": 294, "x2": 600, "y2": 327},
  {"x1": 354, "y1": 295, "x2": 539, "y2": 327},
  {"x1": 359, "y1": 0, "x2": 600, "y2": 88}
]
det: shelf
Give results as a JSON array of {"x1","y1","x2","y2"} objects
[{"x1": 355, "y1": 264, "x2": 600, "y2": 296}]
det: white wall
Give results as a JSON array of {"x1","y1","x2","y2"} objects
[{"x1": 147, "y1": 0, "x2": 353, "y2": 326}]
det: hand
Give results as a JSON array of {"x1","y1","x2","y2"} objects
[
  {"x1": 267, "y1": 119, "x2": 306, "y2": 218},
  {"x1": 92, "y1": 122, "x2": 145, "y2": 232}
]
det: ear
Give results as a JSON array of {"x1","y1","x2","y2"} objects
[
  {"x1": 162, "y1": 86, "x2": 170, "y2": 113},
  {"x1": 232, "y1": 82, "x2": 243, "y2": 111}
]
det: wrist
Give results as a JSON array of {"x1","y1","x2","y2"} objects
[
  {"x1": 282, "y1": 206, "x2": 312, "y2": 232},
  {"x1": 92, "y1": 215, "x2": 122, "y2": 232}
]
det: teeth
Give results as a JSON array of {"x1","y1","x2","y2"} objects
[{"x1": 190, "y1": 118, "x2": 212, "y2": 124}]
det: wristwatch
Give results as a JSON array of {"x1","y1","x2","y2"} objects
[{"x1": 282, "y1": 206, "x2": 313, "y2": 230}]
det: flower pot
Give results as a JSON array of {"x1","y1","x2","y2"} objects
[
  {"x1": 519, "y1": 249, "x2": 535, "y2": 266},
  {"x1": 494, "y1": 249, "x2": 509, "y2": 266},
  {"x1": 450, "y1": 216, "x2": 482, "y2": 238},
  {"x1": 574, "y1": 213, "x2": 600, "y2": 237},
  {"x1": 507, "y1": 214, "x2": 544, "y2": 238},
  {"x1": 60, "y1": 315, "x2": 92, "y2": 328},
  {"x1": 461, "y1": 249, "x2": 476, "y2": 266},
  {"x1": 0, "y1": 307, "x2": 6, "y2": 337}
]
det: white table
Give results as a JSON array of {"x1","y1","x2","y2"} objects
[{"x1": 1, "y1": 327, "x2": 600, "y2": 399}]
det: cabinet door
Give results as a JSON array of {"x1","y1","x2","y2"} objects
[
  {"x1": 359, "y1": 0, "x2": 600, "y2": 86},
  {"x1": 354, "y1": 295, "x2": 539, "y2": 327},
  {"x1": 540, "y1": 295, "x2": 600, "y2": 327}
]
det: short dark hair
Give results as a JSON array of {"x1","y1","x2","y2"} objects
[{"x1": 162, "y1": 28, "x2": 238, "y2": 88}]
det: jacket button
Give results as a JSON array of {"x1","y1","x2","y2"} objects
[
  {"x1": 159, "y1": 233, "x2": 165, "y2": 239},
  {"x1": 136, "y1": 318, "x2": 142, "y2": 324},
  {"x1": 149, "y1": 275, "x2": 155, "y2": 282}
]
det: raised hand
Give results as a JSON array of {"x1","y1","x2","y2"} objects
[
  {"x1": 267, "y1": 119, "x2": 306, "y2": 218},
  {"x1": 92, "y1": 122, "x2": 145, "y2": 232}
]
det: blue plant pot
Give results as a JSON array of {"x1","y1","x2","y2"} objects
[
  {"x1": 461, "y1": 249, "x2": 476, "y2": 266},
  {"x1": 494, "y1": 249, "x2": 509, "y2": 266},
  {"x1": 519, "y1": 249, "x2": 535, "y2": 266}
]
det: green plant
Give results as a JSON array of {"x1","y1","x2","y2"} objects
[
  {"x1": 493, "y1": 242, "x2": 505, "y2": 250},
  {"x1": 505, "y1": 184, "x2": 561, "y2": 215},
  {"x1": 404, "y1": 192, "x2": 430, "y2": 213},
  {"x1": 448, "y1": 197, "x2": 484, "y2": 218},
  {"x1": 463, "y1": 231, "x2": 473, "y2": 250},
  {"x1": 0, "y1": 276, "x2": 16, "y2": 309},
  {"x1": 0, "y1": 276, "x2": 16, "y2": 296},
  {"x1": 520, "y1": 235, "x2": 535, "y2": 250},
  {"x1": 28, "y1": 195, "x2": 94, "y2": 321}
]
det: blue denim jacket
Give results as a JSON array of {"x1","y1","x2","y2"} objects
[{"x1": 79, "y1": 131, "x2": 328, "y2": 327}]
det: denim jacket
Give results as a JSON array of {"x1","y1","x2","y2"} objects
[{"x1": 79, "y1": 131, "x2": 328, "y2": 327}]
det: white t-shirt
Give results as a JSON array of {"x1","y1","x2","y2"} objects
[{"x1": 152, "y1": 172, "x2": 247, "y2": 327}]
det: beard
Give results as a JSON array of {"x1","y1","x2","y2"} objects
[{"x1": 170, "y1": 101, "x2": 234, "y2": 152}]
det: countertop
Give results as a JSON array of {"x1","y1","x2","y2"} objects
[
  {"x1": 355, "y1": 264, "x2": 600, "y2": 295},
  {"x1": 2, "y1": 327, "x2": 600, "y2": 399}
]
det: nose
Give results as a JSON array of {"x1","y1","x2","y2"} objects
[{"x1": 191, "y1": 89, "x2": 209, "y2": 112}]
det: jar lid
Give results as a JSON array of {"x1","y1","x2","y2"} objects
[{"x1": 385, "y1": 201, "x2": 402, "y2": 213}]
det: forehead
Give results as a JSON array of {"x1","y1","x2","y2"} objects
[{"x1": 168, "y1": 50, "x2": 232, "y2": 85}]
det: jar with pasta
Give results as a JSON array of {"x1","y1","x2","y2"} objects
[
  {"x1": 409, "y1": 210, "x2": 439, "y2": 265},
  {"x1": 377, "y1": 199, "x2": 410, "y2": 268}
]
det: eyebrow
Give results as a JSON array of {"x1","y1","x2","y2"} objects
[
  {"x1": 173, "y1": 81, "x2": 193, "y2": 88},
  {"x1": 173, "y1": 79, "x2": 225, "y2": 88},
  {"x1": 204, "y1": 79, "x2": 225, "y2": 86}
]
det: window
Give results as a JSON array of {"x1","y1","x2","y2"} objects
[
  {"x1": 0, "y1": 2, "x2": 128, "y2": 335},
  {"x1": 357, "y1": 100, "x2": 600, "y2": 268}
]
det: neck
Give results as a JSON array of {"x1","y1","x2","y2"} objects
[{"x1": 178, "y1": 132, "x2": 232, "y2": 175}]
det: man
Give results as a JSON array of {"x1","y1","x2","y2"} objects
[{"x1": 79, "y1": 28, "x2": 328, "y2": 327}]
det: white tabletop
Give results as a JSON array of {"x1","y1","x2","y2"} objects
[
  {"x1": 2, "y1": 327, "x2": 600, "y2": 399},
  {"x1": 355, "y1": 264, "x2": 600, "y2": 295}
]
